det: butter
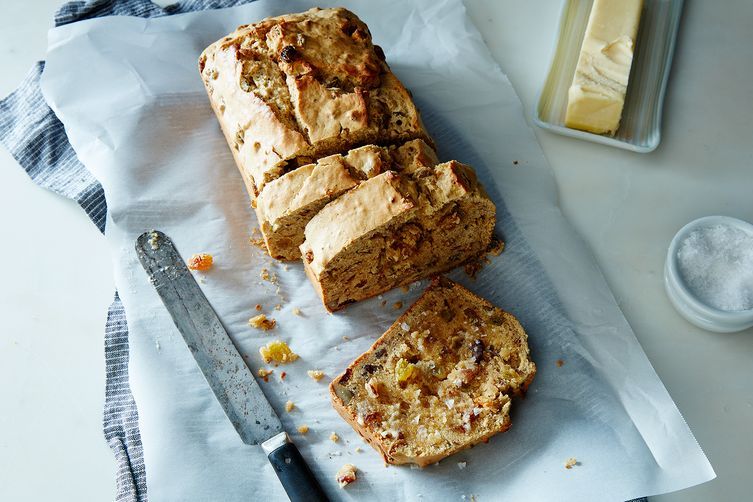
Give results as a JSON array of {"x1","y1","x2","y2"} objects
[{"x1": 565, "y1": 0, "x2": 643, "y2": 135}]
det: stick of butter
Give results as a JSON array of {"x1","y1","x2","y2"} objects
[{"x1": 564, "y1": 0, "x2": 643, "y2": 135}]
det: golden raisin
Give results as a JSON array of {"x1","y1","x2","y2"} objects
[
  {"x1": 395, "y1": 358, "x2": 417, "y2": 385},
  {"x1": 259, "y1": 340, "x2": 299, "y2": 365},
  {"x1": 187, "y1": 253, "x2": 213, "y2": 271}
]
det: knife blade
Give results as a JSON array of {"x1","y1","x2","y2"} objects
[{"x1": 136, "y1": 230, "x2": 328, "y2": 502}]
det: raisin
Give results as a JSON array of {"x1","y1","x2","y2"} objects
[
  {"x1": 280, "y1": 45, "x2": 299, "y2": 63},
  {"x1": 472, "y1": 339, "x2": 484, "y2": 363},
  {"x1": 362, "y1": 364, "x2": 378, "y2": 375},
  {"x1": 342, "y1": 22, "x2": 357, "y2": 36}
]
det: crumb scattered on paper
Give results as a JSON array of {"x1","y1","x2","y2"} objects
[
  {"x1": 307, "y1": 370, "x2": 325, "y2": 381},
  {"x1": 457, "y1": 461, "x2": 467, "y2": 470},
  {"x1": 487, "y1": 237, "x2": 505, "y2": 257},
  {"x1": 565, "y1": 457, "x2": 578, "y2": 469},
  {"x1": 330, "y1": 432, "x2": 340, "y2": 443},
  {"x1": 401, "y1": 285, "x2": 410, "y2": 293},
  {"x1": 297, "y1": 425, "x2": 309, "y2": 434},
  {"x1": 280, "y1": 371, "x2": 287, "y2": 381},
  {"x1": 336, "y1": 464, "x2": 357, "y2": 488},
  {"x1": 556, "y1": 359, "x2": 565, "y2": 367},
  {"x1": 464, "y1": 259, "x2": 483, "y2": 279},
  {"x1": 249, "y1": 228, "x2": 265, "y2": 249},
  {"x1": 255, "y1": 304, "x2": 262, "y2": 311},
  {"x1": 392, "y1": 301, "x2": 403, "y2": 310},
  {"x1": 292, "y1": 307, "x2": 302, "y2": 316},
  {"x1": 257, "y1": 368, "x2": 273, "y2": 382},
  {"x1": 285, "y1": 400, "x2": 295, "y2": 412},
  {"x1": 248, "y1": 314, "x2": 276, "y2": 331}
]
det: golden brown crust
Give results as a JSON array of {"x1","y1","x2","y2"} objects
[
  {"x1": 200, "y1": 7, "x2": 433, "y2": 197},
  {"x1": 301, "y1": 161, "x2": 496, "y2": 311},
  {"x1": 330, "y1": 277, "x2": 535, "y2": 466},
  {"x1": 255, "y1": 139, "x2": 439, "y2": 261}
]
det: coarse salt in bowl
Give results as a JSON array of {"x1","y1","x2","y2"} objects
[{"x1": 664, "y1": 216, "x2": 753, "y2": 333}]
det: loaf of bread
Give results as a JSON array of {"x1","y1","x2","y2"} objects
[
  {"x1": 300, "y1": 161, "x2": 495, "y2": 311},
  {"x1": 330, "y1": 277, "x2": 536, "y2": 466},
  {"x1": 256, "y1": 139, "x2": 438, "y2": 260},
  {"x1": 199, "y1": 7, "x2": 432, "y2": 197}
]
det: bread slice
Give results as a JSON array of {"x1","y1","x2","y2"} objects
[
  {"x1": 300, "y1": 161, "x2": 495, "y2": 311},
  {"x1": 255, "y1": 140, "x2": 438, "y2": 260},
  {"x1": 330, "y1": 277, "x2": 536, "y2": 466},
  {"x1": 199, "y1": 7, "x2": 432, "y2": 197}
]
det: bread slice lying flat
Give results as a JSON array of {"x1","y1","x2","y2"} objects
[
  {"x1": 255, "y1": 140, "x2": 437, "y2": 260},
  {"x1": 300, "y1": 161, "x2": 495, "y2": 311},
  {"x1": 330, "y1": 277, "x2": 536, "y2": 466}
]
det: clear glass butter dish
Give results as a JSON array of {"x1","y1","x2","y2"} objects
[{"x1": 534, "y1": 0, "x2": 684, "y2": 152}]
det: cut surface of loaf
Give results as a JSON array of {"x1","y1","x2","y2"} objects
[
  {"x1": 199, "y1": 7, "x2": 432, "y2": 197},
  {"x1": 255, "y1": 139, "x2": 438, "y2": 260},
  {"x1": 330, "y1": 277, "x2": 536, "y2": 466},
  {"x1": 300, "y1": 161, "x2": 496, "y2": 311}
]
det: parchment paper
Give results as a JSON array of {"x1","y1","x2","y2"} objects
[{"x1": 40, "y1": 0, "x2": 715, "y2": 500}]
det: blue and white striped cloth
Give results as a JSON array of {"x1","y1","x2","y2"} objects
[{"x1": 0, "y1": 2, "x2": 649, "y2": 501}]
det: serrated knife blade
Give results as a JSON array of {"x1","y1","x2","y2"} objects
[{"x1": 135, "y1": 230, "x2": 329, "y2": 502}]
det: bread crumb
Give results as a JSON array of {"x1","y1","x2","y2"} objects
[
  {"x1": 307, "y1": 370, "x2": 325, "y2": 381},
  {"x1": 285, "y1": 400, "x2": 295, "y2": 412},
  {"x1": 392, "y1": 301, "x2": 403, "y2": 310},
  {"x1": 187, "y1": 253, "x2": 213, "y2": 271},
  {"x1": 342, "y1": 335, "x2": 350, "y2": 341},
  {"x1": 280, "y1": 371, "x2": 287, "y2": 380},
  {"x1": 297, "y1": 425, "x2": 309, "y2": 434},
  {"x1": 274, "y1": 304, "x2": 282, "y2": 311},
  {"x1": 556, "y1": 359, "x2": 565, "y2": 367},
  {"x1": 260, "y1": 268, "x2": 271, "y2": 281},
  {"x1": 457, "y1": 461, "x2": 467, "y2": 470},
  {"x1": 257, "y1": 368, "x2": 273, "y2": 382},
  {"x1": 464, "y1": 259, "x2": 483, "y2": 279},
  {"x1": 381, "y1": 300, "x2": 387, "y2": 307},
  {"x1": 255, "y1": 304, "x2": 262, "y2": 311},
  {"x1": 249, "y1": 228, "x2": 265, "y2": 249},
  {"x1": 248, "y1": 314, "x2": 276, "y2": 331},
  {"x1": 292, "y1": 307, "x2": 303, "y2": 316},
  {"x1": 148, "y1": 231, "x2": 160, "y2": 250},
  {"x1": 259, "y1": 340, "x2": 299, "y2": 365},
  {"x1": 487, "y1": 237, "x2": 505, "y2": 257},
  {"x1": 565, "y1": 457, "x2": 578, "y2": 469},
  {"x1": 335, "y1": 464, "x2": 357, "y2": 488},
  {"x1": 401, "y1": 285, "x2": 410, "y2": 293},
  {"x1": 330, "y1": 432, "x2": 340, "y2": 443},
  {"x1": 354, "y1": 447, "x2": 363, "y2": 453}
]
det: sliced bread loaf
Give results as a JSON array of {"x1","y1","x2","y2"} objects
[
  {"x1": 255, "y1": 139, "x2": 437, "y2": 260},
  {"x1": 199, "y1": 7, "x2": 432, "y2": 197},
  {"x1": 330, "y1": 277, "x2": 536, "y2": 466},
  {"x1": 300, "y1": 161, "x2": 495, "y2": 311}
]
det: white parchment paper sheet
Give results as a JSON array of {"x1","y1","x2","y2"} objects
[{"x1": 41, "y1": 0, "x2": 714, "y2": 500}]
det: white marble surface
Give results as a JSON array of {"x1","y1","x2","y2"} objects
[{"x1": 0, "y1": 0, "x2": 750, "y2": 500}]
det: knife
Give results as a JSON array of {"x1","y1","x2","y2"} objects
[{"x1": 135, "y1": 230, "x2": 329, "y2": 502}]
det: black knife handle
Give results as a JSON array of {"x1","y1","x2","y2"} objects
[{"x1": 266, "y1": 437, "x2": 329, "y2": 502}]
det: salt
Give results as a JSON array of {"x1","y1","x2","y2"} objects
[{"x1": 676, "y1": 223, "x2": 753, "y2": 311}]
